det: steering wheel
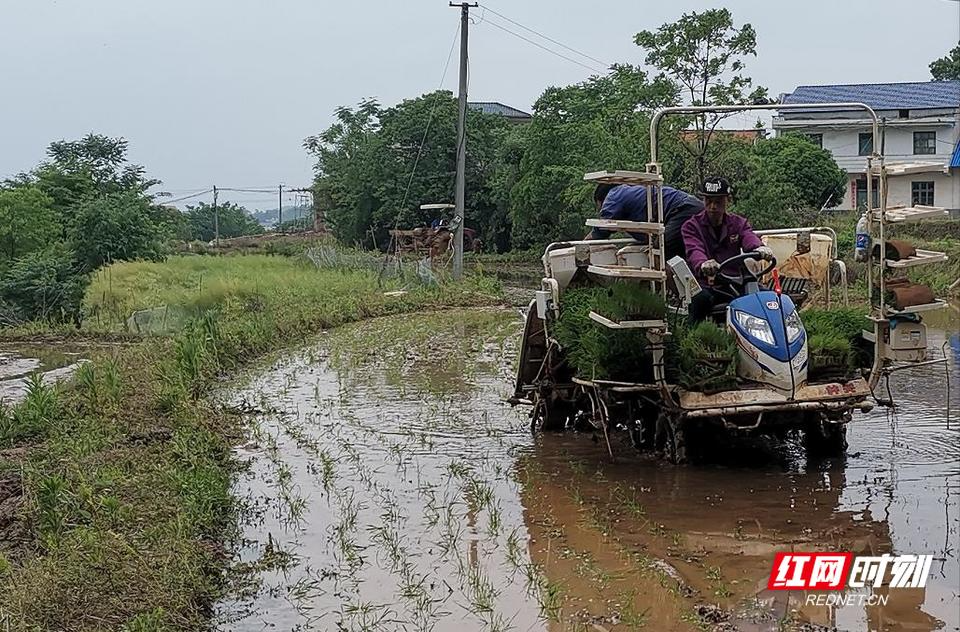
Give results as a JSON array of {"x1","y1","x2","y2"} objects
[{"x1": 715, "y1": 251, "x2": 777, "y2": 287}]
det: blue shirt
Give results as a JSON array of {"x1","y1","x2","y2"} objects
[{"x1": 591, "y1": 185, "x2": 701, "y2": 240}]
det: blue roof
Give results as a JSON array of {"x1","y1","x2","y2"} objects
[
  {"x1": 468, "y1": 101, "x2": 532, "y2": 119},
  {"x1": 782, "y1": 81, "x2": 960, "y2": 110}
]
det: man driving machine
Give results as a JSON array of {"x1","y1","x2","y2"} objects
[{"x1": 681, "y1": 177, "x2": 773, "y2": 322}]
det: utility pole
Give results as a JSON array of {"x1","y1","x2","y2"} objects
[
  {"x1": 212, "y1": 185, "x2": 219, "y2": 246},
  {"x1": 450, "y1": 2, "x2": 476, "y2": 280},
  {"x1": 278, "y1": 184, "x2": 283, "y2": 233}
]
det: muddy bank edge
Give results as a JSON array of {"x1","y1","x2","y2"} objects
[{"x1": 0, "y1": 273, "x2": 503, "y2": 631}]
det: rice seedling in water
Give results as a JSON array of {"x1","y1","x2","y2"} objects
[
  {"x1": 504, "y1": 528, "x2": 525, "y2": 573},
  {"x1": 462, "y1": 562, "x2": 499, "y2": 616}
]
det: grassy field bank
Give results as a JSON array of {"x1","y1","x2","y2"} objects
[{"x1": 0, "y1": 253, "x2": 501, "y2": 631}]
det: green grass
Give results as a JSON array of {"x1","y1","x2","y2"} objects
[{"x1": 0, "y1": 253, "x2": 503, "y2": 631}]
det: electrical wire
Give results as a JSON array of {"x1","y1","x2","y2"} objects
[
  {"x1": 478, "y1": 3, "x2": 611, "y2": 69},
  {"x1": 393, "y1": 22, "x2": 460, "y2": 224},
  {"x1": 159, "y1": 189, "x2": 213, "y2": 204},
  {"x1": 481, "y1": 17, "x2": 606, "y2": 74}
]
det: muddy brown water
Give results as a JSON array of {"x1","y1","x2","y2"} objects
[{"x1": 216, "y1": 308, "x2": 959, "y2": 632}]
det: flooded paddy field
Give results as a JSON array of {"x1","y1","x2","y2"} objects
[
  {"x1": 0, "y1": 343, "x2": 88, "y2": 405},
  {"x1": 217, "y1": 308, "x2": 959, "y2": 632}
]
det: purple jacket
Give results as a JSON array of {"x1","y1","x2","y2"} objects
[{"x1": 681, "y1": 210, "x2": 763, "y2": 279}]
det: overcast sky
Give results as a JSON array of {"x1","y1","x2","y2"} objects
[{"x1": 2, "y1": 0, "x2": 958, "y2": 209}]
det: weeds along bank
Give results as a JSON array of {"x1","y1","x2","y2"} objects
[{"x1": 0, "y1": 253, "x2": 502, "y2": 631}]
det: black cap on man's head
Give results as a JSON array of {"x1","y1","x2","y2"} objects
[{"x1": 700, "y1": 177, "x2": 733, "y2": 197}]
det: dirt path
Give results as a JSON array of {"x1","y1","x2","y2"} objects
[{"x1": 215, "y1": 309, "x2": 959, "y2": 632}]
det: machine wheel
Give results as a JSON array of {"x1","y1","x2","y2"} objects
[
  {"x1": 804, "y1": 414, "x2": 848, "y2": 458},
  {"x1": 655, "y1": 412, "x2": 688, "y2": 464},
  {"x1": 531, "y1": 393, "x2": 572, "y2": 433},
  {"x1": 628, "y1": 407, "x2": 659, "y2": 452}
]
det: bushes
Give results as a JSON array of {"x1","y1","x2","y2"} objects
[
  {"x1": 0, "y1": 244, "x2": 89, "y2": 324},
  {"x1": 71, "y1": 192, "x2": 169, "y2": 271}
]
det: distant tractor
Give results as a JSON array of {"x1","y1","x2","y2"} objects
[{"x1": 388, "y1": 203, "x2": 483, "y2": 261}]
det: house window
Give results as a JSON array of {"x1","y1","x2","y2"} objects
[
  {"x1": 858, "y1": 133, "x2": 873, "y2": 156},
  {"x1": 913, "y1": 131, "x2": 936, "y2": 155},
  {"x1": 912, "y1": 181, "x2": 935, "y2": 206},
  {"x1": 855, "y1": 177, "x2": 880, "y2": 210},
  {"x1": 898, "y1": 109, "x2": 910, "y2": 119},
  {"x1": 804, "y1": 133, "x2": 823, "y2": 148}
]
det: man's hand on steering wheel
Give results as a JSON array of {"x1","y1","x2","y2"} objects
[
  {"x1": 716, "y1": 250, "x2": 778, "y2": 286},
  {"x1": 755, "y1": 245, "x2": 775, "y2": 261}
]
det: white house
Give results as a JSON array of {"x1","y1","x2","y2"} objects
[{"x1": 773, "y1": 81, "x2": 960, "y2": 213}]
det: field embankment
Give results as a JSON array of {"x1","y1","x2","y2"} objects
[{"x1": 0, "y1": 252, "x2": 501, "y2": 631}]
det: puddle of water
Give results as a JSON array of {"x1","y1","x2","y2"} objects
[
  {"x1": 218, "y1": 308, "x2": 959, "y2": 632},
  {"x1": 0, "y1": 344, "x2": 87, "y2": 405}
]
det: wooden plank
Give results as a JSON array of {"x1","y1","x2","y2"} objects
[
  {"x1": 886, "y1": 300, "x2": 949, "y2": 316},
  {"x1": 586, "y1": 265, "x2": 665, "y2": 280},
  {"x1": 884, "y1": 250, "x2": 949, "y2": 269},
  {"x1": 585, "y1": 218, "x2": 665, "y2": 234},
  {"x1": 872, "y1": 206, "x2": 948, "y2": 223},
  {"x1": 588, "y1": 311, "x2": 666, "y2": 330},
  {"x1": 583, "y1": 170, "x2": 663, "y2": 185}
]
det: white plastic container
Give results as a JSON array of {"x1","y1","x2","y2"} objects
[{"x1": 545, "y1": 245, "x2": 618, "y2": 289}]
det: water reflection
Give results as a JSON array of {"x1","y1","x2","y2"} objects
[{"x1": 218, "y1": 307, "x2": 958, "y2": 632}]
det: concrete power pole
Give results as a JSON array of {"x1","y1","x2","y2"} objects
[
  {"x1": 278, "y1": 184, "x2": 283, "y2": 233},
  {"x1": 450, "y1": 2, "x2": 476, "y2": 280},
  {"x1": 212, "y1": 185, "x2": 219, "y2": 246}
]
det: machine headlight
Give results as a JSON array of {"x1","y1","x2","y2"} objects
[
  {"x1": 735, "y1": 310, "x2": 775, "y2": 345},
  {"x1": 785, "y1": 310, "x2": 804, "y2": 343}
]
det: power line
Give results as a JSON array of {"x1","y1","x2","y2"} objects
[
  {"x1": 394, "y1": 20, "x2": 461, "y2": 224},
  {"x1": 160, "y1": 189, "x2": 213, "y2": 204},
  {"x1": 478, "y1": 3, "x2": 610, "y2": 69},
  {"x1": 218, "y1": 187, "x2": 275, "y2": 194},
  {"x1": 481, "y1": 17, "x2": 606, "y2": 74}
]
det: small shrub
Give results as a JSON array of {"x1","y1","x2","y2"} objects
[
  {"x1": 0, "y1": 244, "x2": 89, "y2": 324},
  {"x1": 0, "y1": 375, "x2": 61, "y2": 445}
]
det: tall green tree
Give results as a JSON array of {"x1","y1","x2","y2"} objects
[
  {"x1": 0, "y1": 134, "x2": 169, "y2": 324},
  {"x1": 732, "y1": 135, "x2": 847, "y2": 229},
  {"x1": 183, "y1": 201, "x2": 264, "y2": 242},
  {"x1": 635, "y1": 9, "x2": 768, "y2": 184},
  {"x1": 70, "y1": 192, "x2": 169, "y2": 271},
  {"x1": 930, "y1": 45, "x2": 960, "y2": 80},
  {"x1": 304, "y1": 92, "x2": 510, "y2": 248},
  {"x1": 508, "y1": 65, "x2": 678, "y2": 248},
  {"x1": 0, "y1": 188, "x2": 59, "y2": 263}
]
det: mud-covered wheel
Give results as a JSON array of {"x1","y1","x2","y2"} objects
[
  {"x1": 629, "y1": 408, "x2": 658, "y2": 451},
  {"x1": 804, "y1": 414, "x2": 848, "y2": 458},
  {"x1": 655, "y1": 412, "x2": 687, "y2": 464},
  {"x1": 531, "y1": 393, "x2": 572, "y2": 433}
]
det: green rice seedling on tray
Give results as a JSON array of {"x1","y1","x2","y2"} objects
[
  {"x1": 552, "y1": 283, "x2": 664, "y2": 381},
  {"x1": 668, "y1": 321, "x2": 738, "y2": 392}
]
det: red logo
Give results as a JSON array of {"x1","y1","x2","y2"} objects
[{"x1": 768, "y1": 552, "x2": 853, "y2": 590}]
